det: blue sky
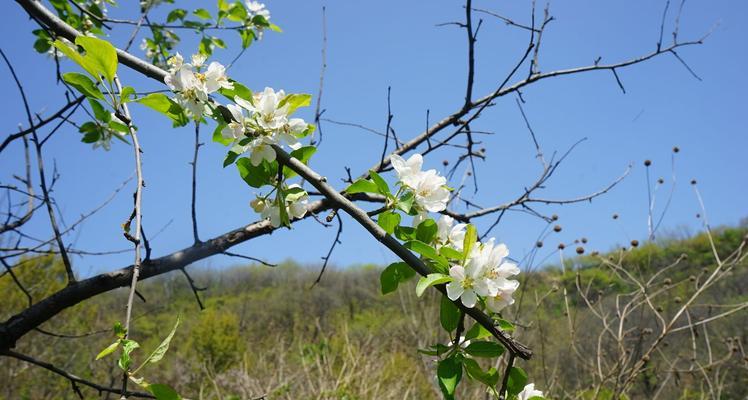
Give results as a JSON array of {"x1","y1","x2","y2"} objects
[{"x1": 1, "y1": 1, "x2": 746, "y2": 278}]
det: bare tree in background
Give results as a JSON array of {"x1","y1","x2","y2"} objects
[{"x1": 1, "y1": 1, "x2": 742, "y2": 399}]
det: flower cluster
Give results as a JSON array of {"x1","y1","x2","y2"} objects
[
  {"x1": 250, "y1": 184, "x2": 309, "y2": 228},
  {"x1": 223, "y1": 87, "x2": 311, "y2": 166},
  {"x1": 164, "y1": 53, "x2": 233, "y2": 118},
  {"x1": 390, "y1": 153, "x2": 450, "y2": 221},
  {"x1": 445, "y1": 235, "x2": 520, "y2": 312},
  {"x1": 161, "y1": 50, "x2": 314, "y2": 228},
  {"x1": 421, "y1": 214, "x2": 521, "y2": 313},
  {"x1": 246, "y1": 1, "x2": 271, "y2": 37}
]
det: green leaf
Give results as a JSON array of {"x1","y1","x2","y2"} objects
[
  {"x1": 148, "y1": 384, "x2": 182, "y2": 400},
  {"x1": 63, "y1": 72, "x2": 104, "y2": 100},
  {"x1": 109, "y1": 120, "x2": 130, "y2": 135},
  {"x1": 380, "y1": 262, "x2": 415, "y2": 295},
  {"x1": 278, "y1": 93, "x2": 312, "y2": 115},
  {"x1": 219, "y1": 81, "x2": 253, "y2": 102},
  {"x1": 437, "y1": 356, "x2": 462, "y2": 400},
  {"x1": 415, "y1": 273, "x2": 451, "y2": 297},
  {"x1": 377, "y1": 211, "x2": 401, "y2": 235},
  {"x1": 88, "y1": 99, "x2": 110, "y2": 121},
  {"x1": 395, "y1": 191, "x2": 415, "y2": 213},
  {"x1": 199, "y1": 36, "x2": 214, "y2": 56},
  {"x1": 211, "y1": 37, "x2": 226, "y2": 48},
  {"x1": 269, "y1": 23, "x2": 283, "y2": 32},
  {"x1": 236, "y1": 158, "x2": 272, "y2": 188},
  {"x1": 507, "y1": 366, "x2": 528, "y2": 396},
  {"x1": 120, "y1": 86, "x2": 136, "y2": 103},
  {"x1": 75, "y1": 36, "x2": 118, "y2": 83},
  {"x1": 404, "y1": 240, "x2": 449, "y2": 270},
  {"x1": 497, "y1": 318, "x2": 515, "y2": 332},
  {"x1": 193, "y1": 8, "x2": 212, "y2": 20},
  {"x1": 345, "y1": 179, "x2": 379, "y2": 195},
  {"x1": 239, "y1": 29, "x2": 255, "y2": 49},
  {"x1": 223, "y1": 150, "x2": 240, "y2": 167},
  {"x1": 463, "y1": 224, "x2": 477, "y2": 261},
  {"x1": 277, "y1": 187, "x2": 290, "y2": 227},
  {"x1": 113, "y1": 322, "x2": 126, "y2": 339},
  {"x1": 394, "y1": 225, "x2": 416, "y2": 241},
  {"x1": 465, "y1": 341, "x2": 505, "y2": 358},
  {"x1": 137, "y1": 93, "x2": 188, "y2": 127},
  {"x1": 462, "y1": 357, "x2": 499, "y2": 387},
  {"x1": 440, "y1": 246, "x2": 463, "y2": 261},
  {"x1": 284, "y1": 186, "x2": 307, "y2": 203},
  {"x1": 212, "y1": 124, "x2": 233, "y2": 146},
  {"x1": 95, "y1": 341, "x2": 119, "y2": 360},
  {"x1": 282, "y1": 146, "x2": 316, "y2": 179},
  {"x1": 369, "y1": 170, "x2": 390, "y2": 196},
  {"x1": 144, "y1": 317, "x2": 180, "y2": 364},
  {"x1": 464, "y1": 323, "x2": 492, "y2": 341},
  {"x1": 118, "y1": 339, "x2": 140, "y2": 371},
  {"x1": 440, "y1": 295, "x2": 460, "y2": 332},
  {"x1": 416, "y1": 218, "x2": 438, "y2": 244},
  {"x1": 54, "y1": 40, "x2": 97, "y2": 80},
  {"x1": 227, "y1": 2, "x2": 247, "y2": 22},
  {"x1": 167, "y1": 8, "x2": 188, "y2": 23}
]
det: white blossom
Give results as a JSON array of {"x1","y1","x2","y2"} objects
[
  {"x1": 221, "y1": 104, "x2": 250, "y2": 141},
  {"x1": 446, "y1": 262, "x2": 492, "y2": 308},
  {"x1": 235, "y1": 87, "x2": 288, "y2": 131},
  {"x1": 390, "y1": 153, "x2": 423, "y2": 188},
  {"x1": 191, "y1": 53, "x2": 207, "y2": 68},
  {"x1": 278, "y1": 118, "x2": 307, "y2": 150},
  {"x1": 286, "y1": 184, "x2": 309, "y2": 219},
  {"x1": 261, "y1": 203, "x2": 282, "y2": 227},
  {"x1": 436, "y1": 215, "x2": 466, "y2": 251},
  {"x1": 202, "y1": 61, "x2": 233, "y2": 92},
  {"x1": 517, "y1": 383, "x2": 544, "y2": 400},
  {"x1": 411, "y1": 169, "x2": 450, "y2": 212},
  {"x1": 391, "y1": 153, "x2": 450, "y2": 213},
  {"x1": 248, "y1": 140, "x2": 277, "y2": 166},
  {"x1": 246, "y1": 1, "x2": 271, "y2": 20},
  {"x1": 164, "y1": 53, "x2": 231, "y2": 119}
]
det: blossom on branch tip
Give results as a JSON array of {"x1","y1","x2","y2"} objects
[
  {"x1": 412, "y1": 170, "x2": 450, "y2": 212},
  {"x1": 246, "y1": 1, "x2": 271, "y2": 20},
  {"x1": 391, "y1": 153, "x2": 450, "y2": 214},
  {"x1": 436, "y1": 215, "x2": 466, "y2": 251},
  {"x1": 517, "y1": 383, "x2": 544, "y2": 400},
  {"x1": 446, "y1": 263, "x2": 491, "y2": 308},
  {"x1": 164, "y1": 53, "x2": 231, "y2": 119}
]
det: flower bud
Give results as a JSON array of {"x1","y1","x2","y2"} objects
[
  {"x1": 644, "y1": 159, "x2": 652, "y2": 167},
  {"x1": 250, "y1": 197, "x2": 266, "y2": 213}
]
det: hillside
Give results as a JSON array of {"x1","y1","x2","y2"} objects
[{"x1": 1, "y1": 225, "x2": 746, "y2": 399}]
